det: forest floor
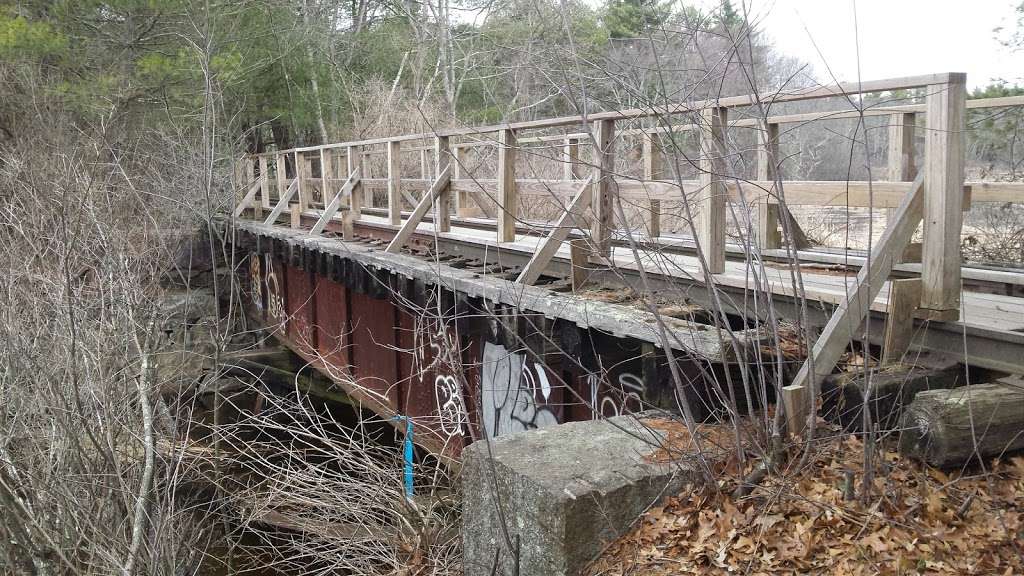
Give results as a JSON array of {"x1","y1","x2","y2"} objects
[{"x1": 586, "y1": 432, "x2": 1024, "y2": 575}]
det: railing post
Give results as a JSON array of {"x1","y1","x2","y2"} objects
[
  {"x1": 921, "y1": 74, "x2": 966, "y2": 320},
  {"x1": 756, "y1": 122, "x2": 780, "y2": 249},
  {"x1": 563, "y1": 137, "x2": 580, "y2": 181},
  {"x1": 453, "y1": 146, "x2": 472, "y2": 217},
  {"x1": 435, "y1": 135, "x2": 451, "y2": 232},
  {"x1": 497, "y1": 128, "x2": 517, "y2": 242},
  {"x1": 642, "y1": 132, "x2": 661, "y2": 238},
  {"x1": 591, "y1": 119, "x2": 616, "y2": 257},
  {"x1": 320, "y1": 148, "x2": 333, "y2": 205},
  {"x1": 420, "y1": 148, "x2": 430, "y2": 180},
  {"x1": 698, "y1": 107, "x2": 727, "y2": 274},
  {"x1": 888, "y1": 112, "x2": 917, "y2": 181},
  {"x1": 387, "y1": 140, "x2": 402, "y2": 225},
  {"x1": 295, "y1": 151, "x2": 309, "y2": 212},
  {"x1": 258, "y1": 156, "x2": 271, "y2": 211},
  {"x1": 276, "y1": 153, "x2": 288, "y2": 203},
  {"x1": 346, "y1": 146, "x2": 362, "y2": 219}
]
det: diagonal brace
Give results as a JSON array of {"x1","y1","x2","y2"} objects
[
  {"x1": 784, "y1": 172, "x2": 926, "y2": 434},
  {"x1": 309, "y1": 167, "x2": 362, "y2": 236},
  {"x1": 385, "y1": 165, "x2": 453, "y2": 254},
  {"x1": 515, "y1": 176, "x2": 595, "y2": 285}
]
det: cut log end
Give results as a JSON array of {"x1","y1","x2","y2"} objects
[{"x1": 899, "y1": 382, "x2": 1024, "y2": 469}]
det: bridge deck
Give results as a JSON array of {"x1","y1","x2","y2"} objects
[{"x1": 353, "y1": 212, "x2": 1024, "y2": 336}]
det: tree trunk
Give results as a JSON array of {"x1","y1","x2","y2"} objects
[{"x1": 899, "y1": 382, "x2": 1024, "y2": 468}]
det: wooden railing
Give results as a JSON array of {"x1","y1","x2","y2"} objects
[{"x1": 235, "y1": 72, "x2": 1024, "y2": 320}]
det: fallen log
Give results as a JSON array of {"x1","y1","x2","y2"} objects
[
  {"x1": 821, "y1": 363, "x2": 1002, "y2": 432},
  {"x1": 899, "y1": 382, "x2": 1024, "y2": 468}
]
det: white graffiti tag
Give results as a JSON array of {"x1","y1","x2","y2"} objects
[
  {"x1": 481, "y1": 342, "x2": 558, "y2": 438},
  {"x1": 434, "y1": 374, "x2": 468, "y2": 437},
  {"x1": 264, "y1": 254, "x2": 286, "y2": 328}
]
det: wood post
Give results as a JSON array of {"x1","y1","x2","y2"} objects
[
  {"x1": 346, "y1": 146, "x2": 362, "y2": 221},
  {"x1": 295, "y1": 151, "x2": 309, "y2": 212},
  {"x1": 881, "y1": 278, "x2": 922, "y2": 366},
  {"x1": 921, "y1": 75, "x2": 966, "y2": 320},
  {"x1": 320, "y1": 148, "x2": 333, "y2": 207},
  {"x1": 563, "y1": 137, "x2": 581, "y2": 181},
  {"x1": 888, "y1": 112, "x2": 917, "y2": 181},
  {"x1": 276, "y1": 153, "x2": 287, "y2": 200},
  {"x1": 453, "y1": 146, "x2": 471, "y2": 217},
  {"x1": 570, "y1": 238, "x2": 591, "y2": 292},
  {"x1": 290, "y1": 203, "x2": 301, "y2": 229},
  {"x1": 642, "y1": 133, "x2": 661, "y2": 238},
  {"x1": 310, "y1": 167, "x2": 360, "y2": 237},
  {"x1": 497, "y1": 128, "x2": 518, "y2": 242},
  {"x1": 698, "y1": 107, "x2": 727, "y2": 273},
  {"x1": 591, "y1": 119, "x2": 616, "y2": 257},
  {"x1": 435, "y1": 136, "x2": 451, "y2": 232},
  {"x1": 756, "y1": 123, "x2": 781, "y2": 249},
  {"x1": 387, "y1": 140, "x2": 402, "y2": 225},
  {"x1": 258, "y1": 156, "x2": 271, "y2": 210}
]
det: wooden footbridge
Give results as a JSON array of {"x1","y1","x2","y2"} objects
[{"x1": 229, "y1": 72, "x2": 1024, "y2": 455}]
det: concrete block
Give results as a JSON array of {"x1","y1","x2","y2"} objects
[{"x1": 461, "y1": 414, "x2": 703, "y2": 576}]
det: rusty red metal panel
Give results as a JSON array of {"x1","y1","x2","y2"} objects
[
  {"x1": 349, "y1": 291, "x2": 399, "y2": 409},
  {"x1": 396, "y1": 310, "x2": 468, "y2": 456},
  {"x1": 314, "y1": 276, "x2": 350, "y2": 370},
  {"x1": 285, "y1": 264, "x2": 316, "y2": 353}
]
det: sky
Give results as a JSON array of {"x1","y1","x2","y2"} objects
[{"x1": 730, "y1": 0, "x2": 1023, "y2": 89}]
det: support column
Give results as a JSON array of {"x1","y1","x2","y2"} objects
[
  {"x1": 497, "y1": 128, "x2": 517, "y2": 242},
  {"x1": 642, "y1": 132, "x2": 661, "y2": 238},
  {"x1": 563, "y1": 137, "x2": 581, "y2": 181},
  {"x1": 258, "y1": 156, "x2": 271, "y2": 210},
  {"x1": 435, "y1": 135, "x2": 451, "y2": 232},
  {"x1": 387, "y1": 140, "x2": 402, "y2": 225},
  {"x1": 591, "y1": 119, "x2": 616, "y2": 257},
  {"x1": 756, "y1": 123, "x2": 781, "y2": 249},
  {"x1": 698, "y1": 107, "x2": 727, "y2": 274},
  {"x1": 276, "y1": 153, "x2": 287, "y2": 200},
  {"x1": 921, "y1": 75, "x2": 966, "y2": 320}
]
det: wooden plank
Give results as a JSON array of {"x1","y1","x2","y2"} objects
[
  {"x1": 756, "y1": 123, "x2": 780, "y2": 249},
  {"x1": 921, "y1": 76, "x2": 966, "y2": 319},
  {"x1": 264, "y1": 178, "x2": 299, "y2": 226},
  {"x1": 320, "y1": 148, "x2": 334, "y2": 205},
  {"x1": 295, "y1": 152, "x2": 309, "y2": 212},
  {"x1": 642, "y1": 132, "x2": 661, "y2": 238},
  {"x1": 563, "y1": 137, "x2": 581, "y2": 180},
  {"x1": 309, "y1": 167, "x2": 361, "y2": 236},
  {"x1": 591, "y1": 119, "x2": 616, "y2": 256},
  {"x1": 385, "y1": 165, "x2": 453, "y2": 253},
  {"x1": 258, "y1": 156, "x2": 271, "y2": 209},
  {"x1": 516, "y1": 176, "x2": 594, "y2": 285},
  {"x1": 232, "y1": 177, "x2": 265, "y2": 219},
  {"x1": 698, "y1": 107, "x2": 727, "y2": 273},
  {"x1": 570, "y1": 238, "x2": 591, "y2": 292},
  {"x1": 387, "y1": 140, "x2": 402, "y2": 225},
  {"x1": 888, "y1": 112, "x2": 917, "y2": 181},
  {"x1": 881, "y1": 278, "x2": 922, "y2": 366},
  {"x1": 435, "y1": 136, "x2": 451, "y2": 232},
  {"x1": 290, "y1": 204, "x2": 301, "y2": 229},
  {"x1": 497, "y1": 128, "x2": 518, "y2": 242},
  {"x1": 788, "y1": 172, "x2": 926, "y2": 400},
  {"x1": 346, "y1": 146, "x2": 362, "y2": 220},
  {"x1": 276, "y1": 153, "x2": 287, "y2": 200},
  {"x1": 782, "y1": 383, "x2": 809, "y2": 438}
]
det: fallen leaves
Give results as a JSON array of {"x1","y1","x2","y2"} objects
[{"x1": 586, "y1": 435, "x2": 1024, "y2": 576}]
